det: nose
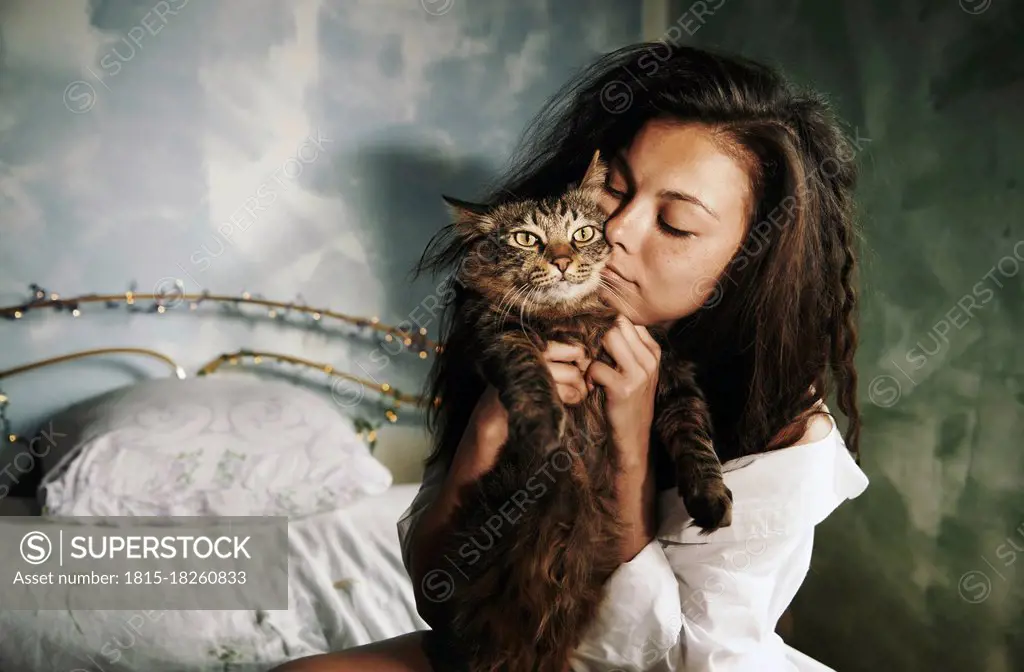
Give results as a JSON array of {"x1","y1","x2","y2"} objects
[
  {"x1": 603, "y1": 199, "x2": 644, "y2": 254},
  {"x1": 546, "y1": 242, "x2": 573, "y2": 275}
]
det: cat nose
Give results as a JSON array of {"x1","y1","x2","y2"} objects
[{"x1": 553, "y1": 257, "x2": 571, "y2": 273}]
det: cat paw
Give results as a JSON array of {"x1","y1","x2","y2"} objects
[
  {"x1": 508, "y1": 402, "x2": 566, "y2": 454},
  {"x1": 537, "y1": 403, "x2": 566, "y2": 454},
  {"x1": 683, "y1": 481, "x2": 733, "y2": 534}
]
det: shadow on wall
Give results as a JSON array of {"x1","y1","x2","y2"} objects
[
  {"x1": 281, "y1": 136, "x2": 501, "y2": 424},
  {"x1": 327, "y1": 134, "x2": 499, "y2": 316}
]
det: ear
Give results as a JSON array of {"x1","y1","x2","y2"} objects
[
  {"x1": 579, "y1": 149, "x2": 608, "y2": 191},
  {"x1": 442, "y1": 195, "x2": 495, "y2": 235}
]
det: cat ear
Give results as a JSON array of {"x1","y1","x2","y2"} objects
[
  {"x1": 442, "y1": 195, "x2": 495, "y2": 235},
  {"x1": 579, "y1": 149, "x2": 608, "y2": 191}
]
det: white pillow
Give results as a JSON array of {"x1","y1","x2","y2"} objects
[{"x1": 38, "y1": 376, "x2": 393, "y2": 518}]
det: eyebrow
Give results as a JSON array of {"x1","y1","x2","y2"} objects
[
  {"x1": 657, "y1": 188, "x2": 720, "y2": 221},
  {"x1": 612, "y1": 152, "x2": 721, "y2": 222}
]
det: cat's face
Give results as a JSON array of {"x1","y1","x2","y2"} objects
[{"x1": 446, "y1": 151, "x2": 613, "y2": 318}]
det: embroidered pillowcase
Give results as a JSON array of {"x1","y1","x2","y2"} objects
[{"x1": 38, "y1": 376, "x2": 393, "y2": 518}]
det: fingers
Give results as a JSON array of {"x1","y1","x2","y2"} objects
[
  {"x1": 611, "y1": 315, "x2": 659, "y2": 375},
  {"x1": 544, "y1": 341, "x2": 591, "y2": 372},
  {"x1": 556, "y1": 383, "x2": 586, "y2": 405},
  {"x1": 585, "y1": 360, "x2": 622, "y2": 390},
  {"x1": 549, "y1": 361, "x2": 588, "y2": 405},
  {"x1": 549, "y1": 362, "x2": 586, "y2": 388},
  {"x1": 602, "y1": 327, "x2": 640, "y2": 374},
  {"x1": 633, "y1": 322, "x2": 662, "y2": 361},
  {"x1": 602, "y1": 314, "x2": 661, "y2": 375}
]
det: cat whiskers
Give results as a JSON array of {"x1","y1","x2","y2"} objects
[
  {"x1": 494, "y1": 287, "x2": 518, "y2": 330},
  {"x1": 499, "y1": 284, "x2": 531, "y2": 330},
  {"x1": 506, "y1": 285, "x2": 533, "y2": 328},
  {"x1": 598, "y1": 276, "x2": 638, "y2": 318},
  {"x1": 518, "y1": 286, "x2": 539, "y2": 337}
]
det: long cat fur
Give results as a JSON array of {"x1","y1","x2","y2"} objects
[{"x1": 422, "y1": 150, "x2": 732, "y2": 672}]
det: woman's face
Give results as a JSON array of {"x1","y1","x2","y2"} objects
[{"x1": 596, "y1": 120, "x2": 753, "y2": 327}]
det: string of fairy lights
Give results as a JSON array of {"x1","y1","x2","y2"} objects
[{"x1": 0, "y1": 281, "x2": 444, "y2": 453}]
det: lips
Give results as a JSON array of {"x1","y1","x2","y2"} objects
[{"x1": 602, "y1": 263, "x2": 634, "y2": 285}]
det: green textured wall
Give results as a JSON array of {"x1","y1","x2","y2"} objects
[{"x1": 665, "y1": 0, "x2": 1023, "y2": 669}]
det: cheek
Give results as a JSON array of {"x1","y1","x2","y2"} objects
[
  {"x1": 580, "y1": 244, "x2": 610, "y2": 265},
  {"x1": 643, "y1": 244, "x2": 732, "y2": 317},
  {"x1": 523, "y1": 256, "x2": 550, "y2": 279}
]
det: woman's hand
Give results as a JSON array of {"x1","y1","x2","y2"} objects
[
  {"x1": 543, "y1": 341, "x2": 592, "y2": 405},
  {"x1": 585, "y1": 314, "x2": 662, "y2": 469},
  {"x1": 457, "y1": 337, "x2": 592, "y2": 475},
  {"x1": 586, "y1": 314, "x2": 661, "y2": 562}
]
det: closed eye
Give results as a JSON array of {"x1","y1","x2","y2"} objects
[
  {"x1": 658, "y1": 216, "x2": 694, "y2": 239},
  {"x1": 603, "y1": 183, "x2": 626, "y2": 199}
]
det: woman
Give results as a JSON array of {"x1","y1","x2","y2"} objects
[{"x1": 275, "y1": 42, "x2": 869, "y2": 672}]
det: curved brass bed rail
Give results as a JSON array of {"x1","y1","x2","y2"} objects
[
  {"x1": 197, "y1": 349, "x2": 435, "y2": 417},
  {"x1": 0, "y1": 290, "x2": 441, "y2": 356},
  {"x1": 0, "y1": 347, "x2": 186, "y2": 382},
  {"x1": 0, "y1": 347, "x2": 433, "y2": 448},
  {"x1": 0, "y1": 286, "x2": 439, "y2": 449},
  {"x1": 0, "y1": 347, "x2": 185, "y2": 445}
]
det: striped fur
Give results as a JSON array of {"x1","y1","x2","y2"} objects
[{"x1": 429, "y1": 151, "x2": 731, "y2": 672}]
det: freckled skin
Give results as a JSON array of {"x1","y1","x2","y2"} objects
[{"x1": 595, "y1": 120, "x2": 751, "y2": 328}]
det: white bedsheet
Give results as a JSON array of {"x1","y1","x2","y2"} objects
[{"x1": 0, "y1": 485, "x2": 427, "y2": 672}]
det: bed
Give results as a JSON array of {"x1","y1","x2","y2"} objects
[
  {"x1": 0, "y1": 484, "x2": 428, "y2": 671},
  {"x1": 0, "y1": 288, "x2": 435, "y2": 672},
  {"x1": 0, "y1": 288, "x2": 822, "y2": 672}
]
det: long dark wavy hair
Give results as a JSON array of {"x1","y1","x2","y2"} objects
[{"x1": 416, "y1": 42, "x2": 861, "y2": 479}]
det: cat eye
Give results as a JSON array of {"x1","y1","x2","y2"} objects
[
  {"x1": 572, "y1": 226, "x2": 597, "y2": 244},
  {"x1": 511, "y1": 231, "x2": 539, "y2": 248}
]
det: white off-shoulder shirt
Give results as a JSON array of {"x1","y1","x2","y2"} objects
[{"x1": 396, "y1": 413, "x2": 868, "y2": 671}]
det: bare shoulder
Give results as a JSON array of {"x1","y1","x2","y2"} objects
[{"x1": 791, "y1": 402, "x2": 836, "y2": 447}]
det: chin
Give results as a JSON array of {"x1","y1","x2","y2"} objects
[
  {"x1": 598, "y1": 285, "x2": 644, "y2": 321},
  {"x1": 533, "y1": 276, "x2": 607, "y2": 314}
]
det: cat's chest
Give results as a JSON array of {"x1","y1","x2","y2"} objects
[{"x1": 525, "y1": 318, "x2": 616, "y2": 358}]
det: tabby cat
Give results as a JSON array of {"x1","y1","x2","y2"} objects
[{"x1": 425, "y1": 150, "x2": 732, "y2": 672}]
